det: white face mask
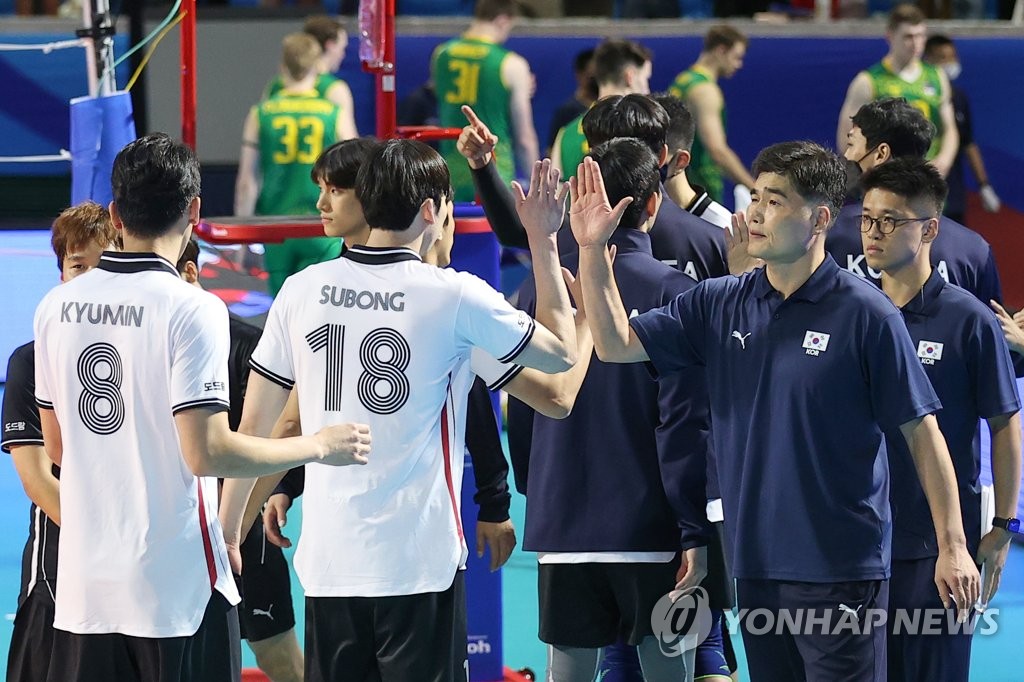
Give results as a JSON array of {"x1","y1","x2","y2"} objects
[{"x1": 941, "y1": 62, "x2": 962, "y2": 81}]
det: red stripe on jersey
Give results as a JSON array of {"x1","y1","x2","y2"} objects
[
  {"x1": 195, "y1": 480, "x2": 218, "y2": 589},
  {"x1": 440, "y1": 396, "x2": 464, "y2": 543}
]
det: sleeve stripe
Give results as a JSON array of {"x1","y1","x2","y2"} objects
[
  {"x1": 487, "y1": 364, "x2": 524, "y2": 391},
  {"x1": 1, "y1": 438, "x2": 45, "y2": 454},
  {"x1": 497, "y1": 318, "x2": 536, "y2": 364},
  {"x1": 248, "y1": 359, "x2": 295, "y2": 390},
  {"x1": 35, "y1": 399, "x2": 53, "y2": 410},
  {"x1": 171, "y1": 399, "x2": 231, "y2": 416}
]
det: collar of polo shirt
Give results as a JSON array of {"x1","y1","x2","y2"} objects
[
  {"x1": 900, "y1": 268, "x2": 946, "y2": 317},
  {"x1": 752, "y1": 255, "x2": 841, "y2": 303}
]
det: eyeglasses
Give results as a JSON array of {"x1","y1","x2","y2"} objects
[{"x1": 859, "y1": 214, "x2": 933, "y2": 235}]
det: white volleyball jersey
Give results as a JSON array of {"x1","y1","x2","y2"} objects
[
  {"x1": 33, "y1": 252, "x2": 240, "y2": 638},
  {"x1": 250, "y1": 245, "x2": 534, "y2": 597}
]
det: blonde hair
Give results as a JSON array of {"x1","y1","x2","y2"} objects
[
  {"x1": 51, "y1": 201, "x2": 117, "y2": 270},
  {"x1": 281, "y1": 32, "x2": 322, "y2": 82}
]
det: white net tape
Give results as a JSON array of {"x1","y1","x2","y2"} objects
[
  {"x1": 0, "y1": 39, "x2": 86, "y2": 53},
  {"x1": 0, "y1": 150, "x2": 72, "y2": 163}
]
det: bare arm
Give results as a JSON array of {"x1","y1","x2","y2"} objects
[
  {"x1": 900, "y1": 414, "x2": 980, "y2": 618},
  {"x1": 502, "y1": 54, "x2": 540, "y2": 174},
  {"x1": 837, "y1": 72, "x2": 873, "y2": 152},
  {"x1": 931, "y1": 72, "x2": 960, "y2": 178},
  {"x1": 976, "y1": 412, "x2": 1023, "y2": 603},
  {"x1": 503, "y1": 267, "x2": 597, "y2": 419},
  {"x1": 327, "y1": 80, "x2": 359, "y2": 140},
  {"x1": 689, "y1": 83, "x2": 755, "y2": 189},
  {"x1": 965, "y1": 144, "x2": 991, "y2": 188},
  {"x1": 10, "y1": 445, "x2": 60, "y2": 525},
  {"x1": 39, "y1": 409, "x2": 62, "y2": 467},
  {"x1": 234, "y1": 107, "x2": 261, "y2": 216},
  {"x1": 570, "y1": 158, "x2": 650, "y2": 364}
]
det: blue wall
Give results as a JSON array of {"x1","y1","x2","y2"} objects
[{"x1": 331, "y1": 33, "x2": 1024, "y2": 211}]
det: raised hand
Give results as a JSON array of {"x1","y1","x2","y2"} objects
[
  {"x1": 568, "y1": 156, "x2": 633, "y2": 249},
  {"x1": 991, "y1": 300, "x2": 1024, "y2": 355},
  {"x1": 726, "y1": 211, "x2": 764, "y2": 276},
  {"x1": 457, "y1": 105, "x2": 499, "y2": 170},
  {"x1": 316, "y1": 423, "x2": 371, "y2": 466},
  {"x1": 511, "y1": 158, "x2": 568, "y2": 242}
]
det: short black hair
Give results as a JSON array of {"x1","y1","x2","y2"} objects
[
  {"x1": 587, "y1": 137, "x2": 661, "y2": 231},
  {"x1": 582, "y1": 94, "x2": 668, "y2": 159},
  {"x1": 652, "y1": 93, "x2": 695, "y2": 153},
  {"x1": 312, "y1": 137, "x2": 381, "y2": 188},
  {"x1": 851, "y1": 98, "x2": 934, "y2": 160},
  {"x1": 111, "y1": 133, "x2": 201, "y2": 238},
  {"x1": 924, "y1": 34, "x2": 954, "y2": 58},
  {"x1": 592, "y1": 39, "x2": 651, "y2": 88},
  {"x1": 860, "y1": 157, "x2": 948, "y2": 215},
  {"x1": 574, "y1": 48, "x2": 595, "y2": 75},
  {"x1": 474, "y1": 0, "x2": 521, "y2": 20},
  {"x1": 752, "y1": 141, "x2": 846, "y2": 225},
  {"x1": 175, "y1": 237, "x2": 200, "y2": 274},
  {"x1": 355, "y1": 139, "x2": 452, "y2": 232}
]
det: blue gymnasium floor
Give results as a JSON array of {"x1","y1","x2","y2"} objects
[{"x1": 2, "y1": 229, "x2": 1024, "y2": 679}]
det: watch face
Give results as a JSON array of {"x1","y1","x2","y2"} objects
[{"x1": 1010, "y1": 519, "x2": 1021, "y2": 533}]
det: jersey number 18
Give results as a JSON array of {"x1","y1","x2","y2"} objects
[{"x1": 307, "y1": 324, "x2": 411, "y2": 415}]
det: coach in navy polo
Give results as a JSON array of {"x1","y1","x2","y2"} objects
[
  {"x1": 858, "y1": 158, "x2": 1021, "y2": 682},
  {"x1": 828, "y1": 98, "x2": 1003, "y2": 304},
  {"x1": 573, "y1": 142, "x2": 980, "y2": 681}
]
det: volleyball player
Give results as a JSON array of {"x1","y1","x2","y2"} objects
[
  {"x1": 827, "y1": 98, "x2": 1003, "y2": 305},
  {"x1": 32, "y1": 133, "x2": 371, "y2": 682},
  {"x1": 2, "y1": 202, "x2": 117, "y2": 682},
  {"x1": 858, "y1": 158, "x2": 1021, "y2": 680},
  {"x1": 176, "y1": 239, "x2": 303, "y2": 682},
  {"x1": 837, "y1": 4, "x2": 958, "y2": 176},
  {"x1": 573, "y1": 142, "x2": 979, "y2": 680},
  {"x1": 236, "y1": 33, "x2": 346, "y2": 296},
  {"x1": 220, "y1": 139, "x2": 577, "y2": 681}
]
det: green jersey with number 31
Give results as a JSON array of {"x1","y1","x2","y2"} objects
[{"x1": 433, "y1": 36, "x2": 514, "y2": 203}]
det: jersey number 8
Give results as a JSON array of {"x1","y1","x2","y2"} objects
[
  {"x1": 307, "y1": 324, "x2": 411, "y2": 415},
  {"x1": 77, "y1": 342, "x2": 126, "y2": 435}
]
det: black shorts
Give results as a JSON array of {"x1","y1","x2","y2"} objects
[
  {"x1": 704, "y1": 521, "x2": 735, "y2": 610},
  {"x1": 305, "y1": 572, "x2": 467, "y2": 682},
  {"x1": 238, "y1": 516, "x2": 296, "y2": 642},
  {"x1": 538, "y1": 559, "x2": 678, "y2": 648},
  {"x1": 7, "y1": 585, "x2": 56, "y2": 682},
  {"x1": 45, "y1": 591, "x2": 240, "y2": 682}
]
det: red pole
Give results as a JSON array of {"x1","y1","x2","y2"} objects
[
  {"x1": 375, "y1": 0, "x2": 396, "y2": 139},
  {"x1": 181, "y1": 0, "x2": 197, "y2": 149}
]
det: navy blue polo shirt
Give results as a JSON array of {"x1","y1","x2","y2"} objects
[
  {"x1": 519, "y1": 228, "x2": 712, "y2": 553},
  {"x1": 887, "y1": 270, "x2": 1020, "y2": 562},
  {"x1": 557, "y1": 192, "x2": 729, "y2": 283},
  {"x1": 825, "y1": 203, "x2": 1003, "y2": 305},
  {"x1": 630, "y1": 256, "x2": 941, "y2": 582}
]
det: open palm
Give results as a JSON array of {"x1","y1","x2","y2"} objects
[{"x1": 568, "y1": 157, "x2": 633, "y2": 249}]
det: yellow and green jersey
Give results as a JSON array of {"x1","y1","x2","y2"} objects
[
  {"x1": 265, "y1": 72, "x2": 339, "y2": 101},
  {"x1": 669, "y1": 65, "x2": 724, "y2": 202},
  {"x1": 255, "y1": 90, "x2": 340, "y2": 216},
  {"x1": 866, "y1": 59, "x2": 945, "y2": 159},
  {"x1": 433, "y1": 36, "x2": 515, "y2": 203},
  {"x1": 554, "y1": 111, "x2": 589, "y2": 179}
]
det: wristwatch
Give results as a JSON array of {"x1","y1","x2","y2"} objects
[{"x1": 992, "y1": 517, "x2": 1021, "y2": 533}]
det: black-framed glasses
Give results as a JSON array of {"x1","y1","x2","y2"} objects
[{"x1": 859, "y1": 214, "x2": 933, "y2": 235}]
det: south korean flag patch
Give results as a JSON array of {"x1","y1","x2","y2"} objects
[
  {"x1": 802, "y1": 330, "x2": 830, "y2": 356},
  {"x1": 917, "y1": 340, "x2": 944, "y2": 365}
]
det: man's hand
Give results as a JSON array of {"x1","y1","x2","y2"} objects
[
  {"x1": 733, "y1": 184, "x2": 752, "y2": 213},
  {"x1": 990, "y1": 301, "x2": 1024, "y2": 354},
  {"x1": 476, "y1": 519, "x2": 517, "y2": 572},
  {"x1": 976, "y1": 527, "x2": 1012, "y2": 607},
  {"x1": 980, "y1": 185, "x2": 1002, "y2": 213},
  {"x1": 458, "y1": 105, "x2": 499, "y2": 170},
  {"x1": 934, "y1": 544, "x2": 980, "y2": 622},
  {"x1": 568, "y1": 157, "x2": 633, "y2": 249},
  {"x1": 263, "y1": 493, "x2": 294, "y2": 549},
  {"x1": 512, "y1": 158, "x2": 569, "y2": 242},
  {"x1": 726, "y1": 212, "x2": 764, "y2": 276},
  {"x1": 315, "y1": 423, "x2": 371, "y2": 465},
  {"x1": 670, "y1": 546, "x2": 708, "y2": 601}
]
